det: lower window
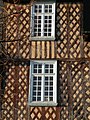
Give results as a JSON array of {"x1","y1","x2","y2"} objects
[{"x1": 28, "y1": 60, "x2": 57, "y2": 106}]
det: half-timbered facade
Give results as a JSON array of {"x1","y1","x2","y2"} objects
[{"x1": 0, "y1": 0, "x2": 90, "y2": 119}]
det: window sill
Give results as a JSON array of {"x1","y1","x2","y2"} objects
[
  {"x1": 30, "y1": 37, "x2": 55, "y2": 41},
  {"x1": 28, "y1": 102, "x2": 58, "y2": 106}
]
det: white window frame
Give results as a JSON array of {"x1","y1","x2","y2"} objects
[
  {"x1": 28, "y1": 60, "x2": 57, "y2": 106},
  {"x1": 30, "y1": 1, "x2": 55, "y2": 40}
]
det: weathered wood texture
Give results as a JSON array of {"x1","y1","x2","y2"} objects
[
  {"x1": 1, "y1": 2, "x2": 90, "y2": 120},
  {"x1": 2, "y1": 60, "x2": 90, "y2": 120},
  {"x1": 4, "y1": 3, "x2": 82, "y2": 59}
]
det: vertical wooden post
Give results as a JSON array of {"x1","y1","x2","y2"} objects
[
  {"x1": 0, "y1": 76, "x2": 2, "y2": 119},
  {"x1": 67, "y1": 61, "x2": 73, "y2": 120}
]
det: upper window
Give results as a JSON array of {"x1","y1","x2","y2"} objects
[
  {"x1": 28, "y1": 60, "x2": 57, "y2": 106},
  {"x1": 31, "y1": 2, "x2": 55, "y2": 40}
]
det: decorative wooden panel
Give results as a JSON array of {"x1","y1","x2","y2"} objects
[
  {"x1": 59, "y1": 61, "x2": 90, "y2": 120},
  {"x1": 72, "y1": 62, "x2": 84, "y2": 120},
  {"x1": 69, "y1": 4, "x2": 81, "y2": 58},
  {"x1": 56, "y1": 3, "x2": 81, "y2": 58},
  {"x1": 2, "y1": 63, "x2": 15, "y2": 120},
  {"x1": 30, "y1": 107, "x2": 60, "y2": 120},
  {"x1": 2, "y1": 62, "x2": 29, "y2": 120},
  {"x1": 83, "y1": 62, "x2": 90, "y2": 120},
  {"x1": 5, "y1": 3, "x2": 30, "y2": 59},
  {"x1": 84, "y1": 41, "x2": 90, "y2": 58},
  {"x1": 56, "y1": 3, "x2": 68, "y2": 58},
  {"x1": 30, "y1": 41, "x2": 56, "y2": 59},
  {"x1": 58, "y1": 61, "x2": 69, "y2": 120}
]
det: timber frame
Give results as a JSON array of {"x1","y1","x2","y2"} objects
[{"x1": 0, "y1": 0, "x2": 90, "y2": 120}]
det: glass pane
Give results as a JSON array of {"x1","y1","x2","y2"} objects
[
  {"x1": 45, "y1": 92, "x2": 48, "y2": 95},
  {"x1": 34, "y1": 64, "x2": 37, "y2": 68},
  {"x1": 33, "y1": 97, "x2": 36, "y2": 101},
  {"x1": 33, "y1": 76, "x2": 37, "y2": 80},
  {"x1": 38, "y1": 64, "x2": 42, "y2": 73},
  {"x1": 45, "y1": 64, "x2": 49, "y2": 68},
  {"x1": 33, "y1": 87, "x2": 36, "y2": 90},
  {"x1": 32, "y1": 76, "x2": 42, "y2": 102},
  {"x1": 37, "y1": 97, "x2": 41, "y2": 101},
  {"x1": 45, "y1": 4, "x2": 52, "y2": 13},
  {"x1": 38, "y1": 92, "x2": 41, "y2": 95},
  {"x1": 44, "y1": 15, "x2": 52, "y2": 36},
  {"x1": 34, "y1": 15, "x2": 42, "y2": 36},
  {"x1": 38, "y1": 69, "x2": 42, "y2": 73},
  {"x1": 50, "y1": 76, "x2": 53, "y2": 80},
  {"x1": 45, "y1": 87, "x2": 48, "y2": 90},
  {"x1": 50, "y1": 87, "x2": 53, "y2": 90},
  {"x1": 45, "y1": 69, "x2": 48, "y2": 73},
  {"x1": 38, "y1": 77, "x2": 41, "y2": 80},
  {"x1": 44, "y1": 97, "x2": 49, "y2": 101},
  {"x1": 33, "y1": 92, "x2": 36, "y2": 95},
  {"x1": 48, "y1": 33, "x2": 51, "y2": 36},
  {"x1": 50, "y1": 69, "x2": 53, "y2": 73},
  {"x1": 38, "y1": 87, "x2": 41, "y2": 90},
  {"x1": 33, "y1": 69, "x2": 37, "y2": 73},
  {"x1": 35, "y1": 5, "x2": 42, "y2": 13},
  {"x1": 50, "y1": 64, "x2": 53, "y2": 68},
  {"x1": 33, "y1": 82, "x2": 36, "y2": 85},
  {"x1": 49, "y1": 97, "x2": 53, "y2": 101},
  {"x1": 45, "y1": 77, "x2": 48, "y2": 80},
  {"x1": 49, "y1": 92, "x2": 53, "y2": 96},
  {"x1": 45, "y1": 82, "x2": 48, "y2": 85},
  {"x1": 49, "y1": 5, "x2": 52, "y2": 13},
  {"x1": 38, "y1": 64, "x2": 42, "y2": 68}
]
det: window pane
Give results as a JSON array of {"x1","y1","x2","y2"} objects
[
  {"x1": 30, "y1": 60, "x2": 57, "y2": 104},
  {"x1": 44, "y1": 76, "x2": 53, "y2": 101},
  {"x1": 38, "y1": 69, "x2": 42, "y2": 73},
  {"x1": 34, "y1": 64, "x2": 37, "y2": 68},
  {"x1": 45, "y1": 82, "x2": 48, "y2": 85},
  {"x1": 32, "y1": 76, "x2": 42, "y2": 101},
  {"x1": 38, "y1": 64, "x2": 42, "y2": 68},
  {"x1": 45, "y1": 64, "x2": 49, "y2": 68},
  {"x1": 45, "y1": 87, "x2": 48, "y2": 90},
  {"x1": 44, "y1": 15, "x2": 52, "y2": 36},
  {"x1": 33, "y1": 64, "x2": 42, "y2": 73},
  {"x1": 34, "y1": 15, "x2": 42, "y2": 36},
  {"x1": 44, "y1": 97, "x2": 48, "y2": 101},
  {"x1": 45, "y1": 77, "x2": 48, "y2": 80},
  {"x1": 33, "y1": 76, "x2": 37, "y2": 80},
  {"x1": 33, "y1": 92, "x2": 36, "y2": 95},
  {"x1": 33, "y1": 69, "x2": 37, "y2": 73},
  {"x1": 37, "y1": 97, "x2": 41, "y2": 101},
  {"x1": 32, "y1": 3, "x2": 55, "y2": 38},
  {"x1": 45, "y1": 69, "x2": 49, "y2": 73},
  {"x1": 45, "y1": 64, "x2": 54, "y2": 73},
  {"x1": 50, "y1": 87, "x2": 53, "y2": 90},
  {"x1": 38, "y1": 92, "x2": 41, "y2": 96},
  {"x1": 50, "y1": 69, "x2": 53, "y2": 73},
  {"x1": 49, "y1": 92, "x2": 53, "y2": 96},
  {"x1": 38, "y1": 64, "x2": 42, "y2": 73},
  {"x1": 45, "y1": 4, "x2": 52, "y2": 13},
  {"x1": 33, "y1": 97, "x2": 36, "y2": 101},
  {"x1": 49, "y1": 97, "x2": 53, "y2": 101},
  {"x1": 35, "y1": 5, "x2": 42, "y2": 13},
  {"x1": 50, "y1": 64, "x2": 53, "y2": 68},
  {"x1": 45, "y1": 92, "x2": 48, "y2": 95}
]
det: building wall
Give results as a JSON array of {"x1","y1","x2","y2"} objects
[{"x1": 1, "y1": 1, "x2": 90, "y2": 120}]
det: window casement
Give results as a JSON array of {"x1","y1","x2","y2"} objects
[
  {"x1": 30, "y1": 2, "x2": 55, "y2": 40},
  {"x1": 28, "y1": 60, "x2": 57, "y2": 106}
]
